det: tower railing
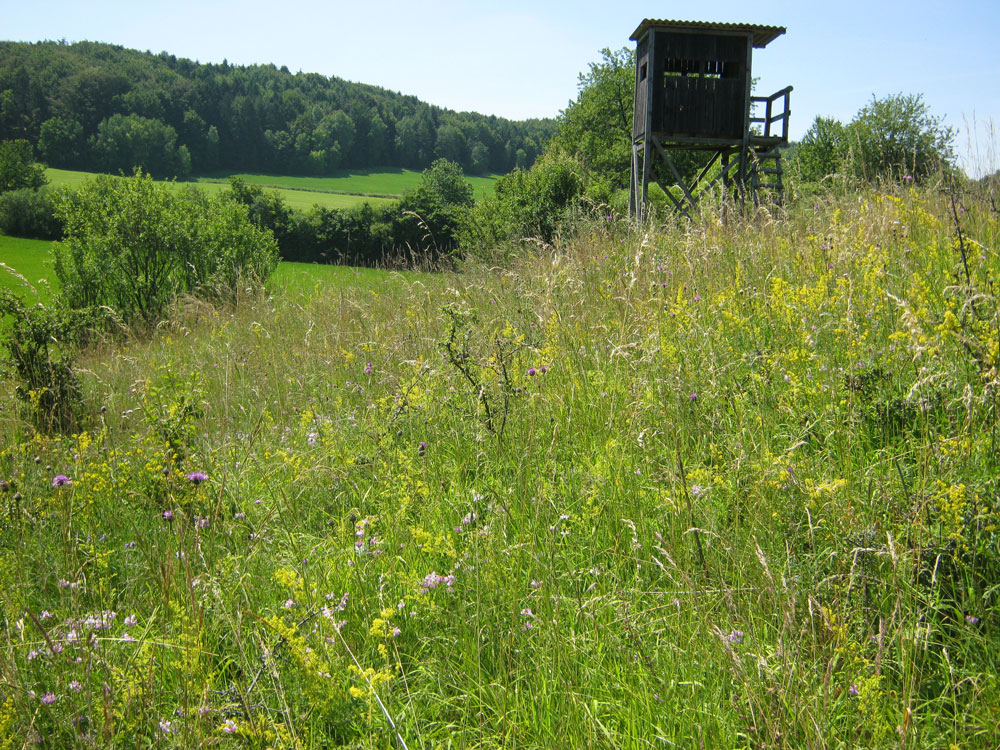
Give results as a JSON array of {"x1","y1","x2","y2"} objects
[{"x1": 750, "y1": 86, "x2": 792, "y2": 141}]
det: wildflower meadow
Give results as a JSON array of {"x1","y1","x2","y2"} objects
[{"x1": 1, "y1": 183, "x2": 999, "y2": 748}]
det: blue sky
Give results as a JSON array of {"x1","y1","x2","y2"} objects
[{"x1": 5, "y1": 0, "x2": 998, "y2": 173}]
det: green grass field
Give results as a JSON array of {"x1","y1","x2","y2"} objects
[
  {"x1": 45, "y1": 169, "x2": 393, "y2": 212},
  {"x1": 1, "y1": 187, "x2": 998, "y2": 747},
  {"x1": 46, "y1": 167, "x2": 499, "y2": 212},
  {"x1": 197, "y1": 168, "x2": 500, "y2": 200},
  {"x1": 0, "y1": 234, "x2": 57, "y2": 301},
  {"x1": 0, "y1": 233, "x2": 418, "y2": 302}
]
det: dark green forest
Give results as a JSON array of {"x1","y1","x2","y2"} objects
[{"x1": 0, "y1": 40, "x2": 555, "y2": 177}]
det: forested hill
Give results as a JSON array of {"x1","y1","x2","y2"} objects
[{"x1": 0, "y1": 40, "x2": 556, "y2": 177}]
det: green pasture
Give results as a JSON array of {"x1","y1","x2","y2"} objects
[
  {"x1": 196, "y1": 168, "x2": 500, "y2": 199},
  {"x1": 46, "y1": 169, "x2": 395, "y2": 212},
  {"x1": 0, "y1": 233, "x2": 413, "y2": 304},
  {"x1": 46, "y1": 167, "x2": 499, "y2": 211},
  {"x1": 0, "y1": 234, "x2": 57, "y2": 302}
]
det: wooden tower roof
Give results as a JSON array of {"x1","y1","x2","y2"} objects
[{"x1": 630, "y1": 19, "x2": 786, "y2": 48}]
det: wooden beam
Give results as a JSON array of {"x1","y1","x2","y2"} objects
[{"x1": 652, "y1": 137, "x2": 698, "y2": 210}]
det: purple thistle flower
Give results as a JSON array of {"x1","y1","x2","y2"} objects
[
  {"x1": 51, "y1": 474, "x2": 72, "y2": 488},
  {"x1": 689, "y1": 393, "x2": 697, "y2": 402},
  {"x1": 185, "y1": 471, "x2": 208, "y2": 485},
  {"x1": 528, "y1": 368, "x2": 537, "y2": 376}
]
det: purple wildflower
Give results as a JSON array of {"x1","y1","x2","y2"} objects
[
  {"x1": 185, "y1": 471, "x2": 208, "y2": 485},
  {"x1": 528, "y1": 368, "x2": 537, "y2": 376},
  {"x1": 421, "y1": 572, "x2": 455, "y2": 592},
  {"x1": 966, "y1": 614, "x2": 981, "y2": 625},
  {"x1": 41, "y1": 692, "x2": 57, "y2": 705},
  {"x1": 51, "y1": 474, "x2": 72, "y2": 488},
  {"x1": 162, "y1": 510, "x2": 174, "y2": 521},
  {"x1": 689, "y1": 393, "x2": 697, "y2": 402},
  {"x1": 849, "y1": 684, "x2": 859, "y2": 696},
  {"x1": 364, "y1": 361, "x2": 373, "y2": 374},
  {"x1": 726, "y1": 629, "x2": 745, "y2": 644}
]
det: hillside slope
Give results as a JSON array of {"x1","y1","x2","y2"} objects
[{"x1": 0, "y1": 40, "x2": 555, "y2": 177}]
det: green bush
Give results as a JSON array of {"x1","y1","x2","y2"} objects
[
  {"x1": 395, "y1": 159, "x2": 474, "y2": 257},
  {"x1": 52, "y1": 171, "x2": 279, "y2": 326},
  {"x1": 844, "y1": 93, "x2": 954, "y2": 182},
  {"x1": 0, "y1": 186, "x2": 63, "y2": 240},
  {"x1": 792, "y1": 95, "x2": 954, "y2": 186},
  {"x1": 0, "y1": 290, "x2": 95, "y2": 432},
  {"x1": 461, "y1": 150, "x2": 585, "y2": 257},
  {"x1": 793, "y1": 116, "x2": 847, "y2": 184}
]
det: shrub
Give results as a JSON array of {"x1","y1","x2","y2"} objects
[
  {"x1": 395, "y1": 159, "x2": 474, "y2": 256},
  {"x1": 52, "y1": 170, "x2": 279, "y2": 326},
  {"x1": 792, "y1": 116, "x2": 847, "y2": 184},
  {"x1": 0, "y1": 186, "x2": 63, "y2": 240},
  {"x1": 0, "y1": 290, "x2": 95, "y2": 432},
  {"x1": 843, "y1": 94, "x2": 954, "y2": 182},
  {"x1": 224, "y1": 177, "x2": 295, "y2": 255},
  {"x1": 460, "y1": 150, "x2": 586, "y2": 257}
]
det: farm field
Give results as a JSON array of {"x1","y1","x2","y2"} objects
[
  {"x1": 196, "y1": 168, "x2": 501, "y2": 200},
  {"x1": 45, "y1": 169, "x2": 396, "y2": 212},
  {"x1": 45, "y1": 167, "x2": 500, "y2": 212}
]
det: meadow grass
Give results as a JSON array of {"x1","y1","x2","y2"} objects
[
  {"x1": 196, "y1": 170, "x2": 500, "y2": 200},
  {"x1": 0, "y1": 184, "x2": 998, "y2": 748},
  {"x1": 46, "y1": 167, "x2": 499, "y2": 212},
  {"x1": 46, "y1": 169, "x2": 396, "y2": 212},
  {"x1": 0, "y1": 234, "x2": 57, "y2": 301}
]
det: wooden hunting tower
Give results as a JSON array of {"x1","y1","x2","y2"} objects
[{"x1": 629, "y1": 19, "x2": 791, "y2": 216}]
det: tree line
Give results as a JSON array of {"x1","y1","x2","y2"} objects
[{"x1": 0, "y1": 40, "x2": 555, "y2": 178}]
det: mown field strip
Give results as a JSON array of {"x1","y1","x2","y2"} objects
[{"x1": 45, "y1": 169, "x2": 396, "y2": 212}]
